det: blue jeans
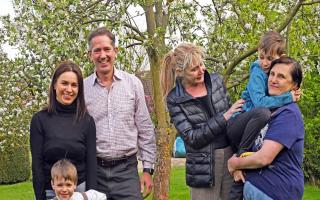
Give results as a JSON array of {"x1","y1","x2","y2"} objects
[{"x1": 243, "y1": 181, "x2": 273, "y2": 200}]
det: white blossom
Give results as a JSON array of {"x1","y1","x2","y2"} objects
[
  {"x1": 257, "y1": 13, "x2": 265, "y2": 23},
  {"x1": 47, "y1": 2, "x2": 55, "y2": 11},
  {"x1": 301, "y1": 36, "x2": 307, "y2": 44},
  {"x1": 69, "y1": 5, "x2": 76, "y2": 12},
  {"x1": 244, "y1": 23, "x2": 252, "y2": 30}
]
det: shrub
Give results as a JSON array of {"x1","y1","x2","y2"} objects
[{"x1": 0, "y1": 134, "x2": 30, "y2": 184}]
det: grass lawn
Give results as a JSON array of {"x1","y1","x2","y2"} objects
[{"x1": 1, "y1": 167, "x2": 319, "y2": 200}]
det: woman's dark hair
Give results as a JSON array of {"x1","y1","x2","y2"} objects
[
  {"x1": 269, "y1": 56, "x2": 303, "y2": 88},
  {"x1": 47, "y1": 60, "x2": 87, "y2": 121}
]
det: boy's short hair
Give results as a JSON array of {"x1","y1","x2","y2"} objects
[
  {"x1": 51, "y1": 159, "x2": 78, "y2": 184},
  {"x1": 258, "y1": 31, "x2": 286, "y2": 57}
]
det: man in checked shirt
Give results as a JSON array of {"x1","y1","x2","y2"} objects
[{"x1": 84, "y1": 27, "x2": 156, "y2": 200}]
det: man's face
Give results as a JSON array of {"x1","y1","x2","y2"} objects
[
  {"x1": 51, "y1": 177, "x2": 76, "y2": 200},
  {"x1": 88, "y1": 35, "x2": 118, "y2": 76},
  {"x1": 258, "y1": 50, "x2": 280, "y2": 73}
]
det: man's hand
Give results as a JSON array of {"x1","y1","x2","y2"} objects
[{"x1": 140, "y1": 172, "x2": 153, "y2": 199}]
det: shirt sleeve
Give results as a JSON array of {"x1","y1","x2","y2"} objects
[
  {"x1": 246, "y1": 62, "x2": 293, "y2": 109},
  {"x1": 133, "y1": 78, "x2": 156, "y2": 169},
  {"x1": 30, "y1": 113, "x2": 46, "y2": 200},
  {"x1": 265, "y1": 108, "x2": 299, "y2": 149},
  {"x1": 85, "y1": 116, "x2": 98, "y2": 190}
]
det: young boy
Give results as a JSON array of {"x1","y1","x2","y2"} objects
[
  {"x1": 51, "y1": 159, "x2": 106, "y2": 200},
  {"x1": 227, "y1": 31, "x2": 300, "y2": 200}
]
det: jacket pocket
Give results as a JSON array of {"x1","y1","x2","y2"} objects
[{"x1": 186, "y1": 152, "x2": 213, "y2": 187}]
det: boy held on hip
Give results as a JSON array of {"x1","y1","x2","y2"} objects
[
  {"x1": 51, "y1": 159, "x2": 106, "y2": 200},
  {"x1": 226, "y1": 31, "x2": 301, "y2": 200}
]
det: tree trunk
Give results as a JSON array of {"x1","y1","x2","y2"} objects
[{"x1": 147, "y1": 47, "x2": 172, "y2": 200}]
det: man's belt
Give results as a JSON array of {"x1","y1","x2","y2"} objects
[{"x1": 97, "y1": 154, "x2": 136, "y2": 167}]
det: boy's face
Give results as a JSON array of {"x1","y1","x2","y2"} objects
[
  {"x1": 258, "y1": 50, "x2": 280, "y2": 73},
  {"x1": 51, "y1": 177, "x2": 76, "y2": 200}
]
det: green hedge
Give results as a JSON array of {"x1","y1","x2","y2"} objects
[{"x1": 0, "y1": 142, "x2": 30, "y2": 184}]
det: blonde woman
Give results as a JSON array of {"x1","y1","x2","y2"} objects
[{"x1": 161, "y1": 43, "x2": 243, "y2": 200}]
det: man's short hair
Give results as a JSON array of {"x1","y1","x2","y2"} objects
[
  {"x1": 51, "y1": 159, "x2": 78, "y2": 184},
  {"x1": 87, "y1": 27, "x2": 116, "y2": 50}
]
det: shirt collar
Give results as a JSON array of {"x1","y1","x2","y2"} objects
[{"x1": 90, "y1": 68, "x2": 124, "y2": 86}]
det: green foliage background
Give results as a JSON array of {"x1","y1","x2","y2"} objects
[{"x1": 0, "y1": 0, "x2": 319, "y2": 187}]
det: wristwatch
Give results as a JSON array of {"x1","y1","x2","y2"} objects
[{"x1": 143, "y1": 168, "x2": 154, "y2": 175}]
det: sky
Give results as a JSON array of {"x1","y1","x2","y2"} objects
[
  {"x1": 0, "y1": 0, "x2": 14, "y2": 16},
  {"x1": 0, "y1": 0, "x2": 17, "y2": 58}
]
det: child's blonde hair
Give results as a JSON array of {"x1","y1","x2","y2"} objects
[
  {"x1": 51, "y1": 159, "x2": 78, "y2": 184},
  {"x1": 258, "y1": 31, "x2": 286, "y2": 57}
]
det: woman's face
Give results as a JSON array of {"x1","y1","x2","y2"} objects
[
  {"x1": 182, "y1": 57, "x2": 206, "y2": 87},
  {"x1": 268, "y1": 63, "x2": 297, "y2": 96},
  {"x1": 54, "y1": 71, "x2": 79, "y2": 105}
]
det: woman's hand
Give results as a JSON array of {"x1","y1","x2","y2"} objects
[
  {"x1": 228, "y1": 154, "x2": 238, "y2": 175},
  {"x1": 223, "y1": 99, "x2": 245, "y2": 120}
]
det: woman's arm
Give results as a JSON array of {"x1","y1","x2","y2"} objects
[
  {"x1": 85, "y1": 116, "x2": 98, "y2": 190},
  {"x1": 246, "y1": 65, "x2": 293, "y2": 109},
  {"x1": 228, "y1": 139, "x2": 284, "y2": 174},
  {"x1": 30, "y1": 113, "x2": 46, "y2": 200},
  {"x1": 167, "y1": 97, "x2": 243, "y2": 149}
]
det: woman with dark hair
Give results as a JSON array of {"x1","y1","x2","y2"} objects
[
  {"x1": 30, "y1": 61, "x2": 97, "y2": 200},
  {"x1": 228, "y1": 57, "x2": 304, "y2": 200}
]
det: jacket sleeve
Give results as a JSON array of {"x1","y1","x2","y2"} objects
[
  {"x1": 85, "y1": 116, "x2": 97, "y2": 190},
  {"x1": 30, "y1": 113, "x2": 46, "y2": 200},
  {"x1": 167, "y1": 96, "x2": 228, "y2": 149},
  {"x1": 246, "y1": 63, "x2": 293, "y2": 109}
]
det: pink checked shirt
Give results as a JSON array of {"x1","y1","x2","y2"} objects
[{"x1": 84, "y1": 69, "x2": 156, "y2": 168}]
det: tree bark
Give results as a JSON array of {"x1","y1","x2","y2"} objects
[{"x1": 143, "y1": 1, "x2": 172, "y2": 199}]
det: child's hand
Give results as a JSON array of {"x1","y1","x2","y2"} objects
[
  {"x1": 291, "y1": 88, "x2": 301, "y2": 102},
  {"x1": 233, "y1": 170, "x2": 245, "y2": 183}
]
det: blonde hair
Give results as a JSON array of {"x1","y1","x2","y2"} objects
[
  {"x1": 160, "y1": 43, "x2": 205, "y2": 98},
  {"x1": 258, "y1": 31, "x2": 286, "y2": 57},
  {"x1": 51, "y1": 159, "x2": 78, "y2": 184}
]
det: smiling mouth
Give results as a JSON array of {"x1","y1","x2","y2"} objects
[{"x1": 63, "y1": 95, "x2": 73, "y2": 99}]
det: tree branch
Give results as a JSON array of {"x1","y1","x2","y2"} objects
[
  {"x1": 302, "y1": 0, "x2": 320, "y2": 5},
  {"x1": 205, "y1": 57, "x2": 223, "y2": 63},
  {"x1": 126, "y1": 33, "x2": 145, "y2": 42},
  {"x1": 276, "y1": 0, "x2": 304, "y2": 32},
  {"x1": 227, "y1": 74, "x2": 249, "y2": 89},
  {"x1": 144, "y1": 1, "x2": 156, "y2": 37},
  {"x1": 212, "y1": 0, "x2": 223, "y2": 24},
  {"x1": 223, "y1": 46, "x2": 257, "y2": 80},
  {"x1": 123, "y1": 22, "x2": 146, "y2": 40},
  {"x1": 82, "y1": 19, "x2": 106, "y2": 25},
  {"x1": 85, "y1": 0, "x2": 105, "y2": 11},
  {"x1": 126, "y1": 42, "x2": 143, "y2": 48}
]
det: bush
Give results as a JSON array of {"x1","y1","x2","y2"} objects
[{"x1": 0, "y1": 135, "x2": 30, "y2": 184}]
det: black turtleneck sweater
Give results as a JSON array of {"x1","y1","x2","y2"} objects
[{"x1": 30, "y1": 100, "x2": 97, "y2": 200}]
